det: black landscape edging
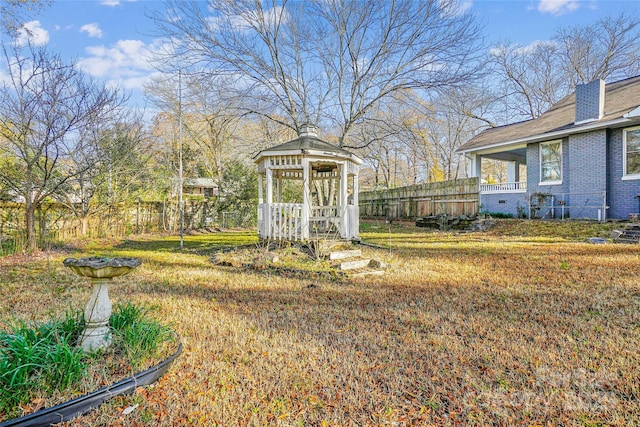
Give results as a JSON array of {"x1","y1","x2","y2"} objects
[{"x1": 0, "y1": 340, "x2": 182, "y2": 427}]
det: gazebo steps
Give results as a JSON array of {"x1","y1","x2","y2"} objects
[
  {"x1": 349, "y1": 269, "x2": 387, "y2": 278},
  {"x1": 329, "y1": 249, "x2": 362, "y2": 260},
  {"x1": 329, "y1": 249, "x2": 387, "y2": 276},
  {"x1": 612, "y1": 223, "x2": 640, "y2": 244},
  {"x1": 339, "y1": 258, "x2": 372, "y2": 270}
]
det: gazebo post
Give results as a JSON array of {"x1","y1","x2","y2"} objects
[
  {"x1": 276, "y1": 174, "x2": 282, "y2": 203},
  {"x1": 257, "y1": 173, "x2": 264, "y2": 237},
  {"x1": 265, "y1": 164, "x2": 273, "y2": 237},
  {"x1": 339, "y1": 162, "x2": 348, "y2": 237},
  {"x1": 353, "y1": 174, "x2": 359, "y2": 206},
  {"x1": 352, "y1": 173, "x2": 359, "y2": 238},
  {"x1": 302, "y1": 158, "x2": 311, "y2": 239}
]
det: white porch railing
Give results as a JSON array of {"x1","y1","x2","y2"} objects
[{"x1": 480, "y1": 181, "x2": 527, "y2": 193}]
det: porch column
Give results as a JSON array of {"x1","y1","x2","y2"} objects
[
  {"x1": 301, "y1": 158, "x2": 310, "y2": 240},
  {"x1": 507, "y1": 161, "x2": 519, "y2": 183}
]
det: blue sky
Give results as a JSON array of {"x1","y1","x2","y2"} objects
[{"x1": 2, "y1": 0, "x2": 638, "y2": 110}]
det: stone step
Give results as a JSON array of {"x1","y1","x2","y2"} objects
[
  {"x1": 615, "y1": 237, "x2": 640, "y2": 244},
  {"x1": 329, "y1": 249, "x2": 362, "y2": 260},
  {"x1": 349, "y1": 269, "x2": 386, "y2": 278},
  {"x1": 339, "y1": 258, "x2": 388, "y2": 271},
  {"x1": 340, "y1": 258, "x2": 372, "y2": 271}
]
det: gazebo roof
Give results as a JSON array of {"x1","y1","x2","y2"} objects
[{"x1": 254, "y1": 127, "x2": 362, "y2": 164}]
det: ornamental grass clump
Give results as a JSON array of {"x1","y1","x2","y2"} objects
[
  {"x1": 109, "y1": 302, "x2": 174, "y2": 369},
  {"x1": 0, "y1": 310, "x2": 86, "y2": 417},
  {"x1": 0, "y1": 303, "x2": 174, "y2": 422}
]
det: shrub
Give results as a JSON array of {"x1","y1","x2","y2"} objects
[{"x1": 484, "y1": 212, "x2": 514, "y2": 219}]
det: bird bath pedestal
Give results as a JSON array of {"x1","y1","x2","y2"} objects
[{"x1": 63, "y1": 257, "x2": 141, "y2": 352}]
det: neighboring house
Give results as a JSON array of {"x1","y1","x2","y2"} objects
[
  {"x1": 183, "y1": 178, "x2": 218, "y2": 199},
  {"x1": 457, "y1": 76, "x2": 640, "y2": 220}
]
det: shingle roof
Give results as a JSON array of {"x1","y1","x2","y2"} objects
[
  {"x1": 458, "y1": 75, "x2": 640, "y2": 153},
  {"x1": 258, "y1": 135, "x2": 355, "y2": 157}
]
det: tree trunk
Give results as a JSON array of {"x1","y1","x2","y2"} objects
[
  {"x1": 24, "y1": 202, "x2": 38, "y2": 253},
  {"x1": 81, "y1": 216, "x2": 90, "y2": 236}
]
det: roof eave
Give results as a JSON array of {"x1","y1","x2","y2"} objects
[
  {"x1": 457, "y1": 117, "x2": 636, "y2": 155},
  {"x1": 254, "y1": 148, "x2": 363, "y2": 165}
]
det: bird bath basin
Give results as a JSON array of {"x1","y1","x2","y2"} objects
[{"x1": 63, "y1": 257, "x2": 141, "y2": 352}]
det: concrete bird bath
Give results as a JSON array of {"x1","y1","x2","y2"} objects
[{"x1": 63, "y1": 257, "x2": 141, "y2": 352}]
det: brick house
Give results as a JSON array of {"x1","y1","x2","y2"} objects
[{"x1": 457, "y1": 76, "x2": 640, "y2": 220}]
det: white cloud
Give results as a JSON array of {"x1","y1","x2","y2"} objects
[
  {"x1": 80, "y1": 23, "x2": 103, "y2": 39},
  {"x1": 537, "y1": 0, "x2": 581, "y2": 15},
  {"x1": 516, "y1": 39, "x2": 557, "y2": 54},
  {"x1": 76, "y1": 38, "x2": 170, "y2": 103},
  {"x1": 100, "y1": 0, "x2": 121, "y2": 6},
  {"x1": 16, "y1": 21, "x2": 49, "y2": 47},
  {"x1": 458, "y1": 0, "x2": 474, "y2": 14},
  {"x1": 489, "y1": 39, "x2": 557, "y2": 57},
  {"x1": 79, "y1": 39, "x2": 154, "y2": 77},
  {"x1": 440, "y1": 0, "x2": 473, "y2": 17}
]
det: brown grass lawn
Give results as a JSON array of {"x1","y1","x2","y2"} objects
[{"x1": 1, "y1": 220, "x2": 638, "y2": 426}]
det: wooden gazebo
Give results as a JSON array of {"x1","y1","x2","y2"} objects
[{"x1": 254, "y1": 125, "x2": 362, "y2": 241}]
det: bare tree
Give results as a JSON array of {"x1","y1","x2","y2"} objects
[
  {"x1": 489, "y1": 12, "x2": 640, "y2": 122},
  {"x1": 150, "y1": 0, "x2": 484, "y2": 146},
  {"x1": 181, "y1": 76, "x2": 241, "y2": 186},
  {"x1": 1, "y1": 0, "x2": 50, "y2": 36},
  {"x1": 54, "y1": 119, "x2": 152, "y2": 235},
  {"x1": 351, "y1": 88, "x2": 489, "y2": 187},
  {"x1": 427, "y1": 87, "x2": 497, "y2": 180},
  {"x1": 489, "y1": 41, "x2": 566, "y2": 121},
  {"x1": 555, "y1": 13, "x2": 640, "y2": 87},
  {"x1": 0, "y1": 43, "x2": 130, "y2": 251}
]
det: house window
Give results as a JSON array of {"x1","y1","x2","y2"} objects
[
  {"x1": 540, "y1": 140, "x2": 562, "y2": 184},
  {"x1": 623, "y1": 126, "x2": 640, "y2": 179}
]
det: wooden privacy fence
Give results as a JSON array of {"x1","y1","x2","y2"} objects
[
  {"x1": 359, "y1": 177, "x2": 480, "y2": 220},
  {"x1": 0, "y1": 199, "x2": 223, "y2": 247}
]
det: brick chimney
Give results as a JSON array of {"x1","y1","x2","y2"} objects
[{"x1": 575, "y1": 79, "x2": 605, "y2": 124}]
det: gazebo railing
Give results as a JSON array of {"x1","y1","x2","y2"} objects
[
  {"x1": 258, "y1": 203, "x2": 358, "y2": 241},
  {"x1": 311, "y1": 206, "x2": 338, "y2": 218},
  {"x1": 267, "y1": 203, "x2": 303, "y2": 240},
  {"x1": 310, "y1": 206, "x2": 340, "y2": 235}
]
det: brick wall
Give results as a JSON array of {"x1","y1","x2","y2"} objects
[
  {"x1": 522, "y1": 129, "x2": 639, "y2": 220},
  {"x1": 607, "y1": 128, "x2": 640, "y2": 219},
  {"x1": 567, "y1": 130, "x2": 608, "y2": 219},
  {"x1": 525, "y1": 137, "x2": 608, "y2": 220},
  {"x1": 479, "y1": 192, "x2": 528, "y2": 217}
]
